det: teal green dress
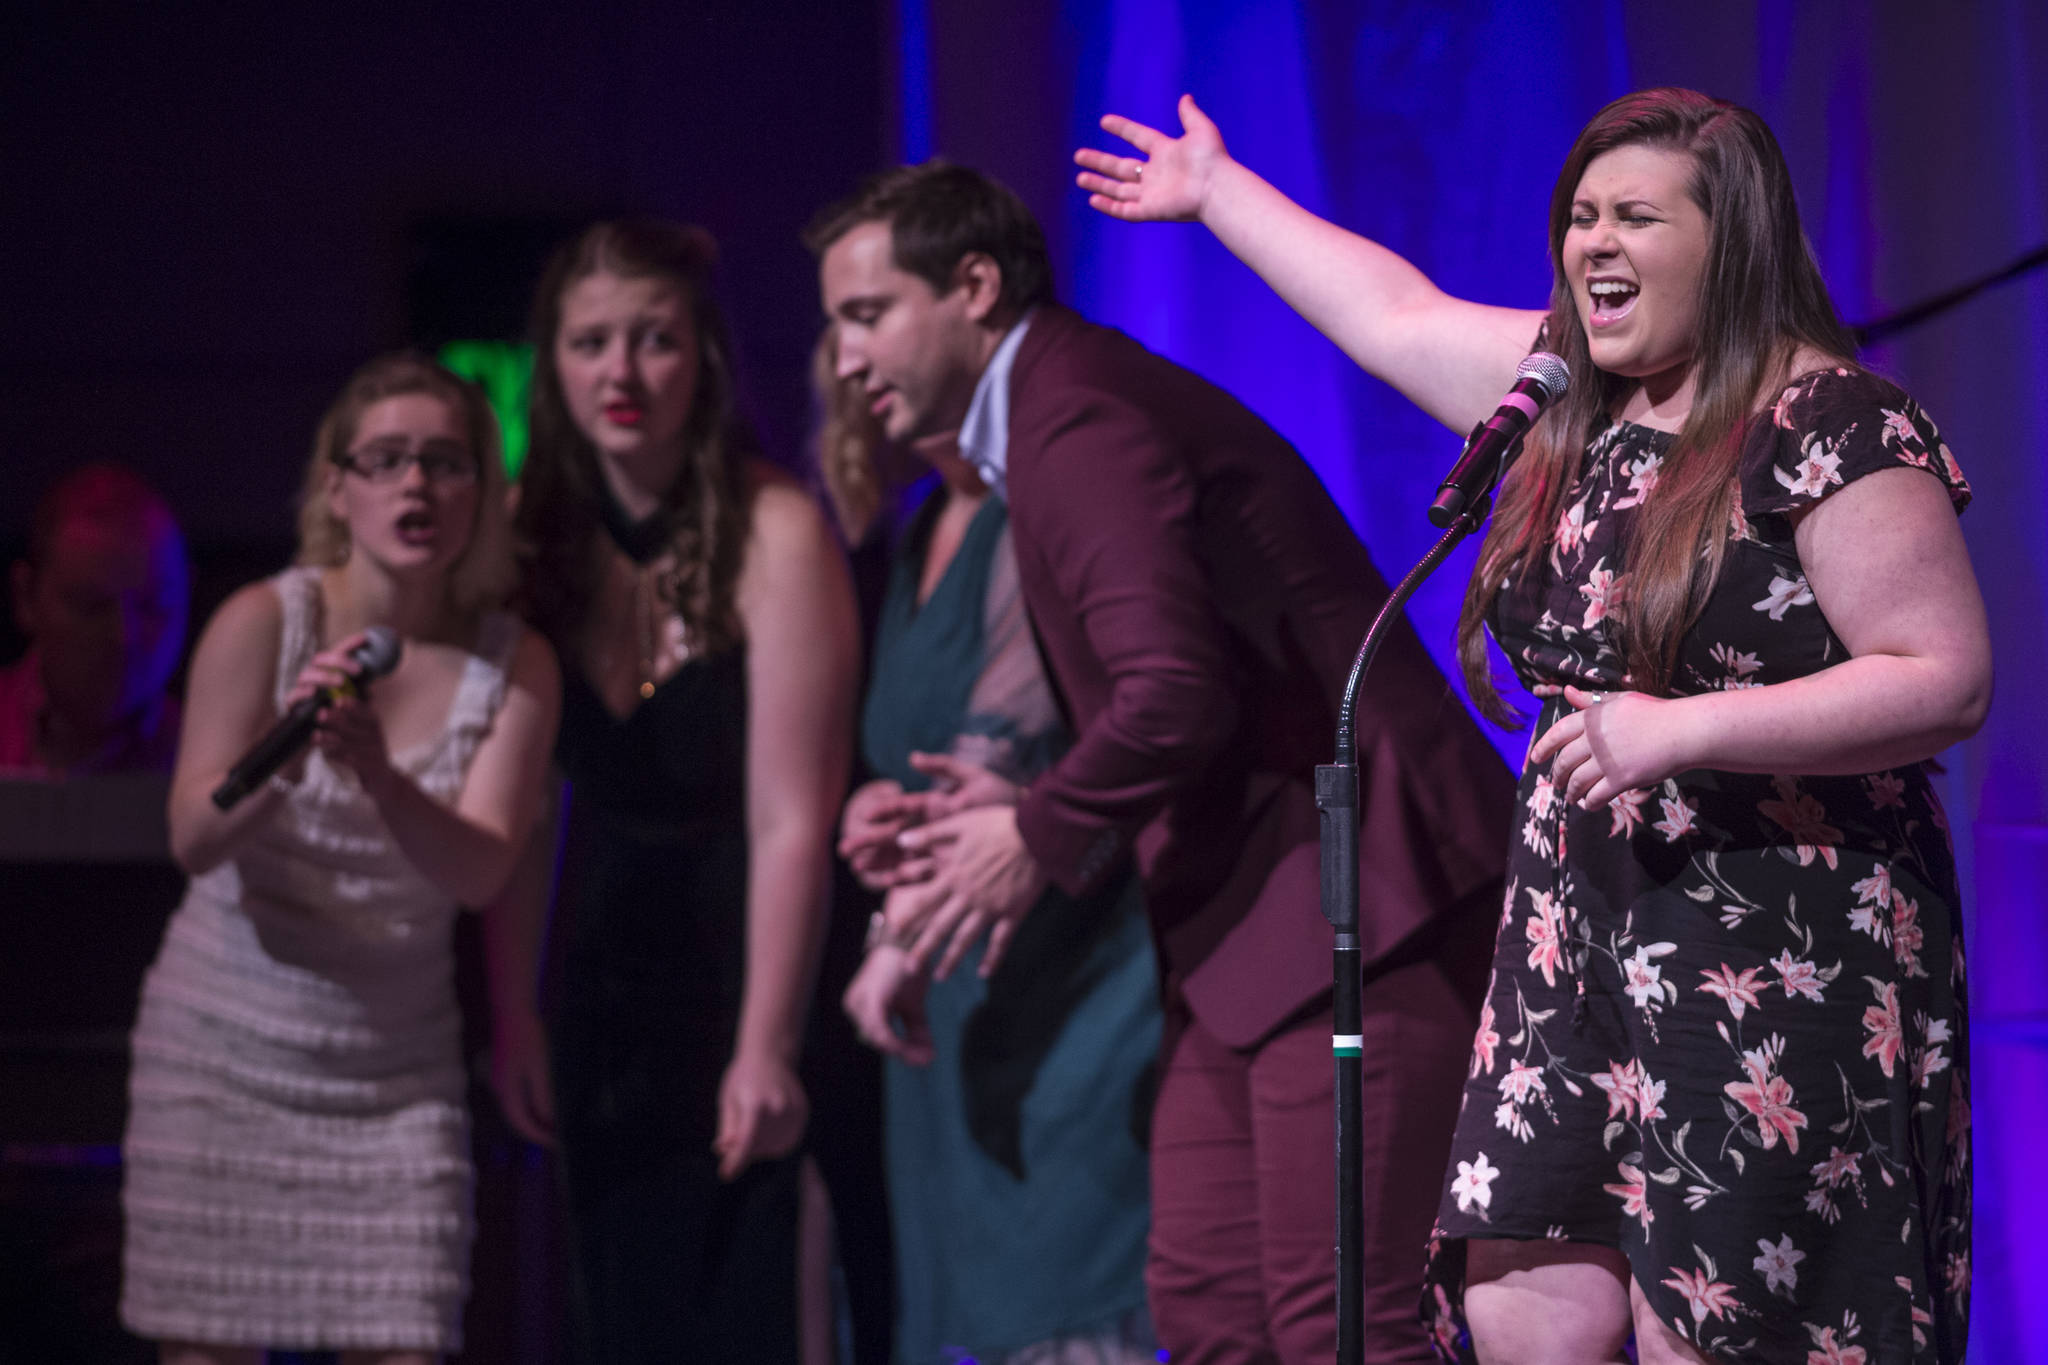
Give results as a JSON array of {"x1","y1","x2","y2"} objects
[{"x1": 862, "y1": 493, "x2": 1160, "y2": 1365}]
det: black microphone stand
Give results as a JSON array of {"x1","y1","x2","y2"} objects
[{"x1": 1316, "y1": 425, "x2": 1499, "y2": 1365}]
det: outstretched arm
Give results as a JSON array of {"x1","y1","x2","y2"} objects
[{"x1": 1076, "y1": 93, "x2": 1546, "y2": 433}]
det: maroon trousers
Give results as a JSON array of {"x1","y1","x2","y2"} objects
[{"x1": 1147, "y1": 914, "x2": 1488, "y2": 1365}]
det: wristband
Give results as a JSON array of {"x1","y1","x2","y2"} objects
[{"x1": 864, "y1": 910, "x2": 914, "y2": 955}]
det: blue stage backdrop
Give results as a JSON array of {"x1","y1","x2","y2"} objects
[{"x1": 899, "y1": 1, "x2": 2046, "y2": 1358}]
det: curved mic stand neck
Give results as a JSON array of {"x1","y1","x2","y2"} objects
[{"x1": 1316, "y1": 493, "x2": 1490, "y2": 1365}]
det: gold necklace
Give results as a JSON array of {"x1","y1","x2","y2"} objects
[
  {"x1": 631, "y1": 559, "x2": 693, "y2": 700},
  {"x1": 634, "y1": 565, "x2": 661, "y2": 700},
  {"x1": 594, "y1": 538, "x2": 690, "y2": 709}
]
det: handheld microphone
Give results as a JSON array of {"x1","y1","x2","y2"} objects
[
  {"x1": 211, "y1": 626, "x2": 403, "y2": 810},
  {"x1": 1428, "y1": 352, "x2": 1571, "y2": 528}
]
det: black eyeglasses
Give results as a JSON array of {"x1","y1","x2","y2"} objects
[{"x1": 333, "y1": 444, "x2": 479, "y2": 485}]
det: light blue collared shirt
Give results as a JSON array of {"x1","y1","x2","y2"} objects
[{"x1": 956, "y1": 310, "x2": 1035, "y2": 501}]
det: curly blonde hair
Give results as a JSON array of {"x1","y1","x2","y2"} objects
[
  {"x1": 293, "y1": 351, "x2": 515, "y2": 615},
  {"x1": 812, "y1": 326, "x2": 887, "y2": 545}
]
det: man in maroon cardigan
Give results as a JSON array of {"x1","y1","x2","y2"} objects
[{"x1": 812, "y1": 163, "x2": 1513, "y2": 1365}]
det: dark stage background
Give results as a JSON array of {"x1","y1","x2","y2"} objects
[
  {"x1": 2, "y1": 5, "x2": 889, "y2": 1361},
  {"x1": 1, "y1": 3, "x2": 886, "y2": 547},
  {"x1": 5, "y1": 1, "x2": 2043, "y2": 1361}
]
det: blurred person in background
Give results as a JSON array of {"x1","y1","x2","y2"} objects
[
  {"x1": 480, "y1": 220, "x2": 859, "y2": 1362},
  {"x1": 0, "y1": 462, "x2": 189, "y2": 777},
  {"x1": 120, "y1": 352, "x2": 561, "y2": 1363},
  {"x1": 811, "y1": 163, "x2": 1511, "y2": 1365},
  {"x1": 820, "y1": 328, "x2": 1161, "y2": 1365}
]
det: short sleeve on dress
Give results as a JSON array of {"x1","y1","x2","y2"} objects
[{"x1": 1737, "y1": 367, "x2": 1971, "y2": 526}]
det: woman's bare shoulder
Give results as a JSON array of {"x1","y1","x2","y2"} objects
[
  {"x1": 1783, "y1": 345, "x2": 1857, "y2": 387},
  {"x1": 201, "y1": 578, "x2": 288, "y2": 655},
  {"x1": 742, "y1": 458, "x2": 833, "y2": 547},
  {"x1": 734, "y1": 460, "x2": 851, "y2": 631},
  {"x1": 180, "y1": 577, "x2": 290, "y2": 720}
]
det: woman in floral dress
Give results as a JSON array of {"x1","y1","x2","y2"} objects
[{"x1": 1076, "y1": 88, "x2": 1984, "y2": 1363}]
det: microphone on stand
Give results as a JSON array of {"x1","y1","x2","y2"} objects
[
  {"x1": 1429, "y1": 352, "x2": 1571, "y2": 528},
  {"x1": 211, "y1": 627, "x2": 403, "y2": 810},
  {"x1": 1323, "y1": 347, "x2": 1569, "y2": 1365}
]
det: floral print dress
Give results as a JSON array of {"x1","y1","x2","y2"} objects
[{"x1": 1420, "y1": 368, "x2": 1972, "y2": 1364}]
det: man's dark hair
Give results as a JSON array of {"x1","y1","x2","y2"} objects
[{"x1": 805, "y1": 160, "x2": 1055, "y2": 317}]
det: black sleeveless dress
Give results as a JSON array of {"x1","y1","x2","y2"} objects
[{"x1": 549, "y1": 644, "x2": 801, "y2": 1362}]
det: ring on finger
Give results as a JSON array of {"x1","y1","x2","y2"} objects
[{"x1": 1133, "y1": 161, "x2": 1145, "y2": 181}]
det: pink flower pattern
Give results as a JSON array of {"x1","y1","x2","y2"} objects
[
  {"x1": 1652, "y1": 784, "x2": 1698, "y2": 843},
  {"x1": 1805, "y1": 1326, "x2": 1869, "y2": 1364},
  {"x1": 1849, "y1": 865, "x2": 1893, "y2": 943},
  {"x1": 1606, "y1": 786, "x2": 1648, "y2": 838},
  {"x1": 1591, "y1": 1057, "x2": 1668, "y2": 1125},
  {"x1": 1553, "y1": 497, "x2": 1596, "y2": 561},
  {"x1": 1579, "y1": 556, "x2": 1619, "y2": 629},
  {"x1": 1603, "y1": 1160, "x2": 1654, "y2": 1233},
  {"x1": 1759, "y1": 775, "x2": 1844, "y2": 870},
  {"x1": 1724, "y1": 1035, "x2": 1809, "y2": 1153},
  {"x1": 1865, "y1": 771, "x2": 1907, "y2": 809},
  {"x1": 1522, "y1": 886, "x2": 1566, "y2": 988},
  {"x1": 1468, "y1": 997, "x2": 1499, "y2": 1079},
  {"x1": 1614, "y1": 450, "x2": 1664, "y2": 508},
  {"x1": 1862, "y1": 981, "x2": 1904, "y2": 1078},
  {"x1": 1773, "y1": 429, "x2": 1847, "y2": 500},
  {"x1": 1425, "y1": 369, "x2": 1969, "y2": 1364},
  {"x1": 1663, "y1": 1263, "x2": 1743, "y2": 1326},
  {"x1": 1699, "y1": 963, "x2": 1768, "y2": 1019},
  {"x1": 1771, "y1": 949, "x2": 1830, "y2": 1002}
]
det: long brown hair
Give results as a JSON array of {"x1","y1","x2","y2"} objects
[
  {"x1": 296, "y1": 351, "x2": 514, "y2": 616},
  {"x1": 517, "y1": 220, "x2": 755, "y2": 657},
  {"x1": 1457, "y1": 88, "x2": 1857, "y2": 723}
]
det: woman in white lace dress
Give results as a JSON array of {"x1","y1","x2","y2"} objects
[{"x1": 120, "y1": 353, "x2": 561, "y2": 1364}]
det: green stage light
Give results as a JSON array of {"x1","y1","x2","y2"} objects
[{"x1": 438, "y1": 341, "x2": 535, "y2": 480}]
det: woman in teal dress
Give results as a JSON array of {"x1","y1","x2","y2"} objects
[{"x1": 823, "y1": 340, "x2": 1161, "y2": 1365}]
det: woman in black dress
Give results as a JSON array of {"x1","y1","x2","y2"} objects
[
  {"x1": 1078, "y1": 88, "x2": 1984, "y2": 1364},
  {"x1": 480, "y1": 221, "x2": 859, "y2": 1360}
]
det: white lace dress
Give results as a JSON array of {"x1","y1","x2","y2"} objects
[{"x1": 120, "y1": 566, "x2": 519, "y2": 1352}]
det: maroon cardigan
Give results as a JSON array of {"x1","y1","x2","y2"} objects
[{"x1": 1004, "y1": 307, "x2": 1514, "y2": 1047}]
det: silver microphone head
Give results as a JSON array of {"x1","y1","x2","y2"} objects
[
  {"x1": 352, "y1": 626, "x2": 404, "y2": 682},
  {"x1": 1516, "y1": 351, "x2": 1571, "y2": 403}
]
